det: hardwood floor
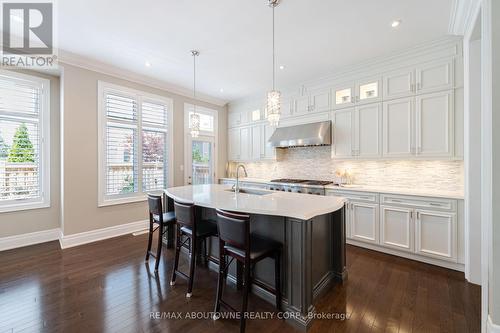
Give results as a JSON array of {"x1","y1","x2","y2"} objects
[{"x1": 0, "y1": 233, "x2": 480, "y2": 333}]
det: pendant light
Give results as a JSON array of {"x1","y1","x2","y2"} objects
[
  {"x1": 190, "y1": 50, "x2": 201, "y2": 138},
  {"x1": 266, "y1": 0, "x2": 281, "y2": 127}
]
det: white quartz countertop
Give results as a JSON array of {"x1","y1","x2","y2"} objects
[
  {"x1": 165, "y1": 184, "x2": 346, "y2": 220},
  {"x1": 219, "y1": 178, "x2": 464, "y2": 200}
]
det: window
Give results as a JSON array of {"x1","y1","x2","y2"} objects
[
  {"x1": 0, "y1": 71, "x2": 50, "y2": 213},
  {"x1": 186, "y1": 104, "x2": 215, "y2": 133},
  {"x1": 98, "y1": 82, "x2": 173, "y2": 206}
]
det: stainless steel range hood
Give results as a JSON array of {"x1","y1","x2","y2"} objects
[{"x1": 268, "y1": 121, "x2": 332, "y2": 148}]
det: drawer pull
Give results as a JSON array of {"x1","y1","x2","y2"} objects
[
  {"x1": 429, "y1": 203, "x2": 442, "y2": 207},
  {"x1": 390, "y1": 199, "x2": 402, "y2": 203}
]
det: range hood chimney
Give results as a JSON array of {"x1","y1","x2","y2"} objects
[{"x1": 268, "y1": 121, "x2": 332, "y2": 148}]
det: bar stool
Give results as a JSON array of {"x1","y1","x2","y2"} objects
[
  {"x1": 145, "y1": 194, "x2": 176, "y2": 272},
  {"x1": 170, "y1": 201, "x2": 218, "y2": 297},
  {"x1": 213, "y1": 209, "x2": 282, "y2": 333}
]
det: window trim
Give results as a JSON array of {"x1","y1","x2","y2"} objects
[
  {"x1": 0, "y1": 70, "x2": 51, "y2": 213},
  {"x1": 97, "y1": 81, "x2": 173, "y2": 207}
]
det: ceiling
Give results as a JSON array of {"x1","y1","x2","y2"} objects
[{"x1": 58, "y1": 0, "x2": 455, "y2": 104}]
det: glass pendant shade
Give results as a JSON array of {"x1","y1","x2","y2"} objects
[
  {"x1": 266, "y1": 90, "x2": 281, "y2": 127},
  {"x1": 190, "y1": 112, "x2": 200, "y2": 138}
]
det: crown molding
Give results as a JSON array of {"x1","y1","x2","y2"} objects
[
  {"x1": 57, "y1": 50, "x2": 228, "y2": 107},
  {"x1": 448, "y1": 0, "x2": 481, "y2": 35},
  {"x1": 229, "y1": 36, "x2": 462, "y2": 109}
]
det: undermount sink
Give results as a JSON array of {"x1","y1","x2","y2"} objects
[{"x1": 225, "y1": 188, "x2": 272, "y2": 196}]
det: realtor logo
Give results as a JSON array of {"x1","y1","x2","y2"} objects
[{"x1": 1, "y1": 1, "x2": 57, "y2": 68}]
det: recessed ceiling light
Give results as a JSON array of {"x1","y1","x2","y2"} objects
[
  {"x1": 219, "y1": 88, "x2": 224, "y2": 93},
  {"x1": 391, "y1": 20, "x2": 401, "y2": 28},
  {"x1": 145, "y1": 61, "x2": 152, "y2": 67},
  {"x1": 279, "y1": 65, "x2": 285, "y2": 70}
]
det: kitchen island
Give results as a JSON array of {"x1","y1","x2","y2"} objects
[{"x1": 164, "y1": 184, "x2": 347, "y2": 330}]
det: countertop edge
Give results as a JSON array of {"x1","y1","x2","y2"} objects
[{"x1": 219, "y1": 178, "x2": 464, "y2": 200}]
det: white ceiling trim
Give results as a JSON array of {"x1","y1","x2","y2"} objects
[
  {"x1": 448, "y1": 0, "x2": 481, "y2": 35},
  {"x1": 58, "y1": 50, "x2": 228, "y2": 107}
]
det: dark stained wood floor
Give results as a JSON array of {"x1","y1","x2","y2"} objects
[{"x1": 0, "y1": 233, "x2": 480, "y2": 333}]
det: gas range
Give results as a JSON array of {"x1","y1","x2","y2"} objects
[{"x1": 268, "y1": 178, "x2": 335, "y2": 195}]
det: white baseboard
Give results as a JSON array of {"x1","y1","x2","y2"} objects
[
  {"x1": 347, "y1": 239, "x2": 465, "y2": 272},
  {"x1": 489, "y1": 315, "x2": 500, "y2": 333},
  {"x1": 59, "y1": 220, "x2": 149, "y2": 249},
  {"x1": 0, "y1": 228, "x2": 60, "y2": 251}
]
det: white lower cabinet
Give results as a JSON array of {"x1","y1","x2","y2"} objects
[
  {"x1": 415, "y1": 210, "x2": 457, "y2": 261},
  {"x1": 326, "y1": 190, "x2": 460, "y2": 267},
  {"x1": 380, "y1": 205, "x2": 413, "y2": 252},
  {"x1": 348, "y1": 202, "x2": 379, "y2": 244}
]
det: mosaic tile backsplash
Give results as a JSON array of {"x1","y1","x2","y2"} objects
[{"x1": 229, "y1": 146, "x2": 464, "y2": 193}]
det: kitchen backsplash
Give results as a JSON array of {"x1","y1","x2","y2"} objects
[{"x1": 228, "y1": 146, "x2": 464, "y2": 192}]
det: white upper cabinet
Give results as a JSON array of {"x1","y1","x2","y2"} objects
[
  {"x1": 310, "y1": 88, "x2": 331, "y2": 113},
  {"x1": 262, "y1": 124, "x2": 276, "y2": 159},
  {"x1": 239, "y1": 127, "x2": 251, "y2": 161},
  {"x1": 383, "y1": 68, "x2": 415, "y2": 100},
  {"x1": 332, "y1": 108, "x2": 354, "y2": 158},
  {"x1": 333, "y1": 84, "x2": 355, "y2": 109},
  {"x1": 383, "y1": 97, "x2": 414, "y2": 157},
  {"x1": 228, "y1": 112, "x2": 242, "y2": 128},
  {"x1": 354, "y1": 103, "x2": 382, "y2": 158},
  {"x1": 356, "y1": 77, "x2": 382, "y2": 105},
  {"x1": 251, "y1": 125, "x2": 262, "y2": 160},
  {"x1": 293, "y1": 95, "x2": 310, "y2": 115},
  {"x1": 228, "y1": 128, "x2": 240, "y2": 160},
  {"x1": 416, "y1": 59, "x2": 454, "y2": 94},
  {"x1": 415, "y1": 90, "x2": 454, "y2": 157}
]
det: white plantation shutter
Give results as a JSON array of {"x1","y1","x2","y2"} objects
[
  {"x1": 99, "y1": 82, "x2": 171, "y2": 205},
  {"x1": 0, "y1": 72, "x2": 50, "y2": 211},
  {"x1": 142, "y1": 101, "x2": 167, "y2": 192},
  {"x1": 104, "y1": 93, "x2": 138, "y2": 196}
]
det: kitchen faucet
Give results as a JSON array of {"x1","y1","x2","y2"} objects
[{"x1": 234, "y1": 164, "x2": 248, "y2": 193}]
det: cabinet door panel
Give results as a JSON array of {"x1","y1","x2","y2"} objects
[
  {"x1": 383, "y1": 68, "x2": 414, "y2": 100},
  {"x1": 350, "y1": 202, "x2": 379, "y2": 244},
  {"x1": 294, "y1": 95, "x2": 310, "y2": 115},
  {"x1": 310, "y1": 88, "x2": 331, "y2": 112},
  {"x1": 382, "y1": 98, "x2": 414, "y2": 157},
  {"x1": 228, "y1": 128, "x2": 240, "y2": 160},
  {"x1": 416, "y1": 210, "x2": 456, "y2": 261},
  {"x1": 416, "y1": 91, "x2": 453, "y2": 157},
  {"x1": 355, "y1": 103, "x2": 382, "y2": 158},
  {"x1": 228, "y1": 112, "x2": 241, "y2": 127},
  {"x1": 380, "y1": 206, "x2": 413, "y2": 252},
  {"x1": 332, "y1": 108, "x2": 354, "y2": 158},
  {"x1": 416, "y1": 59, "x2": 453, "y2": 94},
  {"x1": 239, "y1": 127, "x2": 251, "y2": 160},
  {"x1": 356, "y1": 78, "x2": 382, "y2": 104},
  {"x1": 262, "y1": 124, "x2": 276, "y2": 159},
  {"x1": 251, "y1": 125, "x2": 262, "y2": 160},
  {"x1": 333, "y1": 84, "x2": 355, "y2": 109}
]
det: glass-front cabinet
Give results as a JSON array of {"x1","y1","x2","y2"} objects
[
  {"x1": 333, "y1": 85, "x2": 355, "y2": 109},
  {"x1": 356, "y1": 77, "x2": 382, "y2": 104}
]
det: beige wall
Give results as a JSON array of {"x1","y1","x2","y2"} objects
[
  {"x1": 60, "y1": 63, "x2": 226, "y2": 235},
  {"x1": 0, "y1": 72, "x2": 61, "y2": 238}
]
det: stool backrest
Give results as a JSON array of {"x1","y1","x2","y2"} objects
[
  {"x1": 215, "y1": 209, "x2": 250, "y2": 249},
  {"x1": 174, "y1": 201, "x2": 195, "y2": 228},
  {"x1": 147, "y1": 194, "x2": 163, "y2": 221}
]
